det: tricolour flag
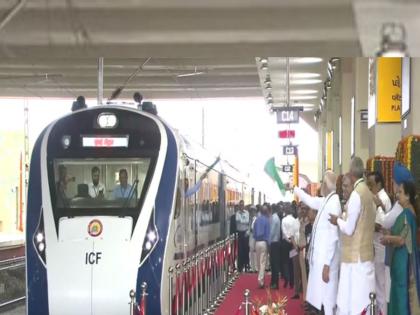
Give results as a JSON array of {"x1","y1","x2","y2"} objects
[{"x1": 264, "y1": 157, "x2": 286, "y2": 196}]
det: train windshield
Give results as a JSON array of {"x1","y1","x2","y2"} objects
[{"x1": 53, "y1": 158, "x2": 151, "y2": 209}]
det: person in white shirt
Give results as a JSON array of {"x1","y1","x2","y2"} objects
[
  {"x1": 88, "y1": 166, "x2": 106, "y2": 199},
  {"x1": 329, "y1": 157, "x2": 376, "y2": 315},
  {"x1": 281, "y1": 204, "x2": 296, "y2": 289},
  {"x1": 294, "y1": 170, "x2": 341, "y2": 315},
  {"x1": 235, "y1": 200, "x2": 250, "y2": 272},
  {"x1": 249, "y1": 206, "x2": 258, "y2": 272},
  {"x1": 367, "y1": 171, "x2": 392, "y2": 315}
]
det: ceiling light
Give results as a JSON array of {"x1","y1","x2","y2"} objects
[
  {"x1": 267, "y1": 99, "x2": 273, "y2": 106},
  {"x1": 265, "y1": 83, "x2": 272, "y2": 90},
  {"x1": 327, "y1": 68, "x2": 333, "y2": 80},
  {"x1": 292, "y1": 102, "x2": 314, "y2": 108},
  {"x1": 291, "y1": 73, "x2": 321, "y2": 79},
  {"x1": 328, "y1": 62, "x2": 333, "y2": 72},
  {"x1": 329, "y1": 58, "x2": 340, "y2": 69},
  {"x1": 290, "y1": 95, "x2": 317, "y2": 100},
  {"x1": 291, "y1": 57, "x2": 323, "y2": 64},
  {"x1": 264, "y1": 77, "x2": 271, "y2": 85},
  {"x1": 267, "y1": 93, "x2": 273, "y2": 101},
  {"x1": 260, "y1": 57, "x2": 268, "y2": 63},
  {"x1": 291, "y1": 79, "x2": 322, "y2": 85},
  {"x1": 290, "y1": 89, "x2": 318, "y2": 95},
  {"x1": 261, "y1": 62, "x2": 268, "y2": 71},
  {"x1": 325, "y1": 80, "x2": 332, "y2": 89},
  {"x1": 377, "y1": 23, "x2": 408, "y2": 57}
]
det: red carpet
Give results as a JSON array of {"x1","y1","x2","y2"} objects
[{"x1": 215, "y1": 273, "x2": 304, "y2": 315}]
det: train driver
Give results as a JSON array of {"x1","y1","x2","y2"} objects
[
  {"x1": 88, "y1": 166, "x2": 106, "y2": 199},
  {"x1": 112, "y1": 169, "x2": 132, "y2": 199}
]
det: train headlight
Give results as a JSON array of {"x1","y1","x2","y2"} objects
[
  {"x1": 145, "y1": 241, "x2": 152, "y2": 251},
  {"x1": 38, "y1": 242, "x2": 45, "y2": 252},
  {"x1": 36, "y1": 232, "x2": 44, "y2": 243},
  {"x1": 97, "y1": 113, "x2": 118, "y2": 129},
  {"x1": 61, "y1": 135, "x2": 71, "y2": 149},
  {"x1": 33, "y1": 209, "x2": 47, "y2": 265},
  {"x1": 139, "y1": 208, "x2": 159, "y2": 267},
  {"x1": 147, "y1": 230, "x2": 157, "y2": 242}
]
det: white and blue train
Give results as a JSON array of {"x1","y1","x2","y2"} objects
[{"x1": 26, "y1": 105, "x2": 263, "y2": 315}]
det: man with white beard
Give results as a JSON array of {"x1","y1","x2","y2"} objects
[
  {"x1": 329, "y1": 157, "x2": 376, "y2": 315},
  {"x1": 294, "y1": 170, "x2": 341, "y2": 315}
]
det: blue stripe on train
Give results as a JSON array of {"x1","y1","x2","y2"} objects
[
  {"x1": 136, "y1": 125, "x2": 178, "y2": 314},
  {"x1": 26, "y1": 128, "x2": 49, "y2": 314}
]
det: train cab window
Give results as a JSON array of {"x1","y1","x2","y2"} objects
[{"x1": 53, "y1": 158, "x2": 151, "y2": 210}]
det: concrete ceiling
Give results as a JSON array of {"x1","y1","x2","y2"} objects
[
  {"x1": 0, "y1": 0, "x2": 363, "y2": 101},
  {"x1": 0, "y1": 58, "x2": 261, "y2": 99},
  {"x1": 0, "y1": 0, "x2": 360, "y2": 58}
]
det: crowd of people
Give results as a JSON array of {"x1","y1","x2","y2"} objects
[{"x1": 230, "y1": 157, "x2": 420, "y2": 315}]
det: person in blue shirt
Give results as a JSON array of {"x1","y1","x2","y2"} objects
[
  {"x1": 113, "y1": 169, "x2": 132, "y2": 199},
  {"x1": 253, "y1": 205, "x2": 271, "y2": 288}
]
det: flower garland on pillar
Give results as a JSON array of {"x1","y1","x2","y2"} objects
[
  {"x1": 396, "y1": 135, "x2": 420, "y2": 191},
  {"x1": 366, "y1": 156, "x2": 395, "y2": 196}
]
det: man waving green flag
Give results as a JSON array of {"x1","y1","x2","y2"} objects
[{"x1": 264, "y1": 157, "x2": 286, "y2": 196}]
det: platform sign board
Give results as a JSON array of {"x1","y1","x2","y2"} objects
[
  {"x1": 278, "y1": 130, "x2": 296, "y2": 139},
  {"x1": 281, "y1": 165, "x2": 293, "y2": 173},
  {"x1": 283, "y1": 145, "x2": 297, "y2": 156},
  {"x1": 276, "y1": 108, "x2": 300, "y2": 124},
  {"x1": 376, "y1": 57, "x2": 402, "y2": 123}
]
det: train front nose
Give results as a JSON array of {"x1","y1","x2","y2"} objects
[{"x1": 47, "y1": 216, "x2": 139, "y2": 315}]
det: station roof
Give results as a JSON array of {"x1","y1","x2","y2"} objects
[{"x1": 0, "y1": 0, "x2": 418, "y2": 110}]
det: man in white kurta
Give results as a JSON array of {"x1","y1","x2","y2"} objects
[
  {"x1": 367, "y1": 171, "x2": 392, "y2": 315},
  {"x1": 330, "y1": 157, "x2": 376, "y2": 315},
  {"x1": 294, "y1": 170, "x2": 341, "y2": 315}
]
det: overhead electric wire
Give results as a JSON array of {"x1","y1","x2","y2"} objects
[{"x1": 108, "y1": 57, "x2": 152, "y2": 100}]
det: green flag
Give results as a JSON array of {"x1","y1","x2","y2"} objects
[{"x1": 264, "y1": 157, "x2": 286, "y2": 196}]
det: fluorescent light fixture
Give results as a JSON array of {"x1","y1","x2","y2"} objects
[
  {"x1": 261, "y1": 62, "x2": 268, "y2": 70},
  {"x1": 291, "y1": 57, "x2": 323, "y2": 64},
  {"x1": 290, "y1": 95, "x2": 317, "y2": 100},
  {"x1": 291, "y1": 73, "x2": 320, "y2": 79},
  {"x1": 291, "y1": 79, "x2": 322, "y2": 85},
  {"x1": 325, "y1": 80, "x2": 332, "y2": 89},
  {"x1": 265, "y1": 82, "x2": 272, "y2": 90},
  {"x1": 260, "y1": 57, "x2": 268, "y2": 63},
  {"x1": 290, "y1": 89, "x2": 318, "y2": 95}
]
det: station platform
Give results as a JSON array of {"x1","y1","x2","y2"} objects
[
  {"x1": 215, "y1": 273, "x2": 304, "y2": 315},
  {"x1": 0, "y1": 234, "x2": 24, "y2": 261}
]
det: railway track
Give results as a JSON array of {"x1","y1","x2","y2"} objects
[{"x1": 0, "y1": 255, "x2": 26, "y2": 310}]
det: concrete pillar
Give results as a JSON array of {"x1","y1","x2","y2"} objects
[
  {"x1": 402, "y1": 58, "x2": 420, "y2": 137},
  {"x1": 340, "y1": 58, "x2": 354, "y2": 173},
  {"x1": 353, "y1": 58, "x2": 369, "y2": 163}
]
